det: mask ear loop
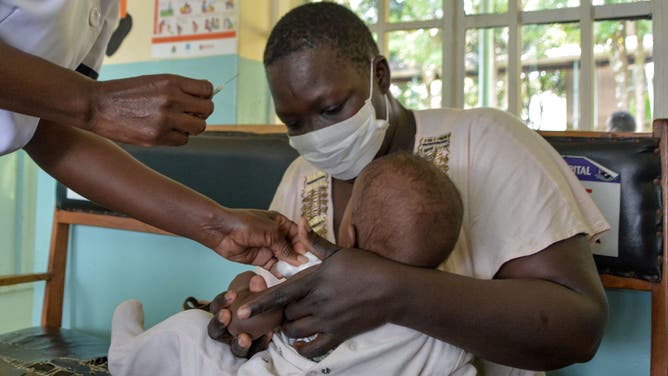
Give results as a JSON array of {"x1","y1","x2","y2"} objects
[{"x1": 368, "y1": 60, "x2": 375, "y2": 101}]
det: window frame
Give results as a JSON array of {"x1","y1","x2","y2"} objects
[{"x1": 362, "y1": 0, "x2": 664, "y2": 131}]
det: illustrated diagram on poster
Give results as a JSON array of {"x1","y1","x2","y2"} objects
[
  {"x1": 153, "y1": 0, "x2": 237, "y2": 58},
  {"x1": 563, "y1": 156, "x2": 621, "y2": 257}
]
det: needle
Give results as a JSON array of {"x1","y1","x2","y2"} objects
[{"x1": 212, "y1": 74, "x2": 239, "y2": 96}]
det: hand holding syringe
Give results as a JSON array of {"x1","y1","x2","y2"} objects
[{"x1": 186, "y1": 74, "x2": 238, "y2": 121}]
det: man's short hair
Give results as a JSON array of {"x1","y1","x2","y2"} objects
[
  {"x1": 350, "y1": 152, "x2": 463, "y2": 268},
  {"x1": 263, "y1": 2, "x2": 379, "y2": 72}
]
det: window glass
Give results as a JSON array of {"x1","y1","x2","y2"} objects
[
  {"x1": 464, "y1": 0, "x2": 508, "y2": 15},
  {"x1": 594, "y1": 19, "x2": 653, "y2": 132},
  {"x1": 325, "y1": 0, "x2": 378, "y2": 24},
  {"x1": 0, "y1": 153, "x2": 17, "y2": 275},
  {"x1": 387, "y1": 28, "x2": 442, "y2": 110},
  {"x1": 388, "y1": 0, "x2": 443, "y2": 22},
  {"x1": 521, "y1": 23, "x2": 580, "y2": 130},
  {"x1": 522, "y1": 0, "x2": 579, "y2": 11},
  {"x1": 310, "y1": 0, "x2": 655, "y2": 132},
  {"x1": 0, "y1": 151, "x2": 36, "y2": 276},
  {"x1": 592, "y1": 0, "x2": 647, "y2": 4},
  {"x1": 465, "y1": 27, "x2": 509, "y2": 110}
]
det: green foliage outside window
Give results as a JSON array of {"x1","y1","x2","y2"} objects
[{"x1": 318, "y1": 0, "x2": 653, "y2": 130}]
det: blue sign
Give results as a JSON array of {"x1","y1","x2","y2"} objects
[
  {"x1": 562, "y1": 155, "x2": 620, "y2": 257},
  {"x1": 562, "y1": 156, "x2": 621, "y2": 183}
]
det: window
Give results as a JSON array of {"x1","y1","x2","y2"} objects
[{"x1": 321, "y1": 0, "x2": 660, "y2": 132}]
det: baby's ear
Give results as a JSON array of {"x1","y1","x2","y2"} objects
[{"x1": 343, "y1": 223, "x2": 358, "y2": 248}]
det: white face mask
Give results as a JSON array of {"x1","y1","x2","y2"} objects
[{"x1": 288, "y1": 61, "x2": 390, "y2": 180}]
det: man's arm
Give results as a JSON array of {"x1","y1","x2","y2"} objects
[
  {"x1": 391, "y1": 234, "x2": 607, "y2": 370},
  {"x1": 23, "y1": 121, "x2": 303, "y2": 265},
  {"x1": 0, "y1": 40, "x2": 212, "y2": 146},
  {"x1": 237, "y1": 234, "x2": 607, "y2": 370}
]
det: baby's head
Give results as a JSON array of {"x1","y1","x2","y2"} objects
[{"x1": 338, "y1": 152, "x2": 463, "y2": 268}]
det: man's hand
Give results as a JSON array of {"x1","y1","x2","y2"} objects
[
  {"x1": 237, "y1": 248, "x2": 398, "y2": 359},
  {"x1": 88, "y1": 74, "x2": 214, "y2": 146},
  {"x1": 212, "y1": 209, "x2": 306, "y2": 269},
  {"x1": 208, "y1": 272, "x2": 274, "y2": 358}
]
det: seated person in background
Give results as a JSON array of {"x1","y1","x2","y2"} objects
[
  {"x1": 108, "y1": 152, "x2": 474, "y2": 376},
  {"x1": 606, "y1": 110, "x2": 636, "y2": 132}
]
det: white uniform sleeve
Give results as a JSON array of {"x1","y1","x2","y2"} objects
[
  {"x1": 463, "y1": 108, "x2": 609, "y2": 278},
  {"x1": 81, "y1": 2, "x2": 119, "y2": 73}
]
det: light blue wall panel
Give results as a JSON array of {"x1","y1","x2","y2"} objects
[
  {"x1": 61, "y1": 228, "x2": 251, "y2": 336},
  {"x1": 550, "y1": 289, "x2": 651, "y2": 375}
]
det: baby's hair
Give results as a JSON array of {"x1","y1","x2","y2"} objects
[
  {"x1": 350, "y1": 152, "x2": 463, "y2": 268},
  {"x1": 263, "y1": 2, "x2": 378, "y2": 74}
]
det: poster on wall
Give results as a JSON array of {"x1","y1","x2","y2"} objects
[
  {"x1": 152, "y1": 0, "x2": 238, "y2": 58},
  {"x1": 563, "y1": 156, "x2": 621, "y2": 258}
]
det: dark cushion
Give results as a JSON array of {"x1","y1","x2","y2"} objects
[
  {"x1": 0, "y1": 327, "x2": 110, "y2": 375},
  {"x1": 545, "y1": 136, "x2": 662, "y2": 282},
  {"x1": 56, "y1": 131, "x2": 299, "y2": 213}
]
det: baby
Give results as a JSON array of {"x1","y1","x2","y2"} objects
[{"x1": 108, "y1": 152, "x2": 474, "y2": 375}]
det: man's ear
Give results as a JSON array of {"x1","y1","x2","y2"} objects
[{"x1": 373, "y1": 55, "x2": 391, "y2": 94}]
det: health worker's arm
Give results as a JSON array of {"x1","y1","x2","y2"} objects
[
  {"x1": 0, "y1": 40, "x2": 212, "y2": 146},
  {"x1": 23, "y1": 121, "x2": 303, "y2": 266}
]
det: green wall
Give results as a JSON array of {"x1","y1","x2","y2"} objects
[
  {"x1": 0, "y1": 150, "x2": 37, "y2": 334},
  {"x1": 237, "y1": 57, "x2": 273, "y2": 124}
]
